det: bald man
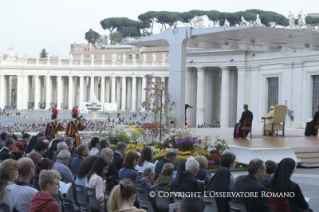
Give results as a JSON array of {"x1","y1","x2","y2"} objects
[{"x1": 11, "y1": 158, "x2": 38, "y2": 212}]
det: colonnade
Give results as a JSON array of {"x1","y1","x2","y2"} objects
[
  {"x1": 184, "y1": 66, "x2": 239, "y2": 128},
  {"x1": 0, "y1": 74, "x2": 169, "y2": 112}
]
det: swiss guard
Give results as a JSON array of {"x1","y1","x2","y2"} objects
[
  {"x1": 65, "y1": 107, "x2": 85, "y2": 147},
  {"x1": 44, "y1": 108, "x2": 64, "y2": 139}
]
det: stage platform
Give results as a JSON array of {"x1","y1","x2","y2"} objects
[{"x1": 197, "y1": 128, "x2": 319, "y2": 167}]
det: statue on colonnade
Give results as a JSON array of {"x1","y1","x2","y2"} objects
[
  {"x1": 298, "y1": 9, "x2": 306, "y2": 28},
  {"x1": 255, "y1": 14, "x2": 261, "y2": 26},
  {"x1": 240, "y1": 17, "x2": 248, "y2": 26},
  {"x1": 123, "y1": 54, "x2": 126, "y2": 62},
  {"x1": 224, "y1": 19, "x2": 230, "y2": 27},
  {"x1": 288, "y1": 11, "x2": 295, "y2": 28}
]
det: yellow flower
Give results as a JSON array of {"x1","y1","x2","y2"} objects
[{"x1": 193, "y1": 150, "x2": 210, "y2": 159}]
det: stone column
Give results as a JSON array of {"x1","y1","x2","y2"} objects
[
  {"x1": 127, "y1": 78, "x2": 132, "y2": 110},
  {"x1": 250, "y1": 66, "x2": 259, "y2": 127},
  {"x1": 185, "y1": 68, "x2": 192, "y2": 125},
  {"x1": 21, "y1": 75, "x2": 29, "y2": 110},
  {"x1": 111, "y1": 77, "x2": 116, "y2": 103},
  {"x1": 94, "y1": 77, "x2": 98, "y2": 97},
  {"x1": 237, "y1": 67, "x2": 246, "y2": 121},
  {"x1": 0, "y1": 75, "x2": 5, "y2": 109},
  {"x1": 16, "y1": 76, "x2": 23, "y2": 110},
  {"x1": 45, "y1": 76, "x2": 51, "y2": 109},
  {"x1": 79, "y1": 76, "x2": 84, "y2": 106},
  {"x1": 293, "y1": 62, "x2": 303, "y2": 123},
  {"x1": 56, "y1": 76, "x2": 62, "y2": 109},
  {"x1": 105, "y1": 77, "x2": 110, "y2": 103},
  {"x1": 34, "y1": 76, "x2": 40, "y2": 109},
  {"x1": 196, "y1": 68, "x2": 205, "y2": 127},
  {"x1": 116, "y1": 78, "x2": 121, "y2": 110},
  {"x1": 121, "y1": 77, "x2": 126, "y2": 111},
  {"x1": 101, "y1": 77, "x2": 105, "y2": 103},
  {"x1": 283, "y1": 63, "x2": 293, "y2": 127},
  {"x1": 131, "y1": 76, "x2": 137, "y2": 112},
  {"x1": 83, "y1": 77, "x2": 87, "y2": 102},
  {"x1": 68, "y1": 76, "x2": 73, "y2": 109},
  {"x1": 220, "y1": 67, "x2": 230, "y2": 128},
  {"x1": 140, "y1": 76, "x2": 146, "y2": 112},
  {"x1": 8, "y1": 76, "x2": 12, "y2": 107},
  {"x1": 90, "y1": 76, "x2": 94, "y2": 99},
  {"x1": 137, "y1": 78, "x2": 142, "y2": 111}
]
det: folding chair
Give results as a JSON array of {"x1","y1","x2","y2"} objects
[
  {"x1": 138, "y1": 199, "x2": 154, "y2": 212},
  {"x1": 0, "y1": 204, "x2": 10, "y2": 212},
  {"x1": 169, "y1": 203, "x2": 180, "y2": 212},
  {"x1": 78, "y1": 202, "x2": 91, "y2": 212},
  {"x1": 75, "y1": 184, "x2": 88, "y2": 204},
  {"x1": 136, "y1": 184, "x2": 149, "y2": 202},
  {"x1": 228, "y1": 201, "x2": 247, "y2": 212},
  {"x1": 86, "y1": 187, "x2": 105, "y2": 212},
  {"x1": 61, "y1": 197, "x2": 76, "y2": 212},
  {"x1": 172, "y1": 196, "x2": 183, "y2": 203},
  {"x1": 154, "y1": 188, "x2": 171, "y2": 212},
  {"x1": 199, "y1": 195, "x2": 218, "y2": 212}
]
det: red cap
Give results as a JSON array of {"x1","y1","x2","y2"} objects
[
  {"x1": 72, "y1": 107, "x2": 78, "y2": 115},
  {"x1": 52, "y1": 108, "x2": 58, "y2": 116}
]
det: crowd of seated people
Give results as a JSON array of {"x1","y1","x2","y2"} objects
[{"x1": 0, "y1": 129, "x2": 315, "y2": 212}]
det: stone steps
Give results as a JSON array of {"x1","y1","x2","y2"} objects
[{"x1": 296, "y1": 151, "x2": 319, "y2": 167}]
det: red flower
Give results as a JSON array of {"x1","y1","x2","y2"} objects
[{"x1": 210, "y1": 153, "x2": 221, "y2": 159}]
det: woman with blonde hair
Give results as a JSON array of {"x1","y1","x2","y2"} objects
[
  {"x1": 195, "y1": 155, "x2": 210, "y2": 184},
  {"x1": 154, "y1": 163, "x2": 174, "y2": 191},
  {"x1": 101, "y1": 148, "x2": 118, "y2": 177},
  {"x1": 0, "y1": 159, "x2": 18, "y2": 212},
  {"x1": 107, "y1": 179, "x2": 146, "y2": 212}
]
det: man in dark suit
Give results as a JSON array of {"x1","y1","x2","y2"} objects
[
  {"x1": 260, "y1": 160, "x2": 276, "y2": 190},
  {"x1": 155, "y1": 150, "x2": 178, "y2": 175},
  {"x1": 234, "y1": 104, "x2": 253, "y2": 138},
  {"x1": 0, "y1": 138, "x2": 16, "y2": 161},
  {"x1": 70, "y1": 144, "x2": 89, "y2": 174},
  {"x1": 113, "y1": 142, "x2": 127, "y2": 171},
  {"x1": 232, "y1": 158, "x2": 272, "y2": 212},
  {"x1": 96, "y1": 139, "x2": 110, "y2": 157},
  {"x1": 171, "y1": 157, "x2": 203, "y2": 193}
]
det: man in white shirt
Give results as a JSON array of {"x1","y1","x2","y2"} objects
[
  {"x1": 11, "y1": 157, "x2": 38, "y2": 212},
  {"x1": 89, "y1": 137, "x2": 100, "y2": 156}
]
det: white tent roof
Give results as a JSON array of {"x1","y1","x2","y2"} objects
[{"x1": 125, "y1": 26, "x2": 319, "y2": 52}]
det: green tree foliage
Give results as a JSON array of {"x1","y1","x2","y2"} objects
[
  {"x1": 138, "y1": 11, "x2": 158, "y2": 34},
  {"x1": 122, "y1": 27, "x2": 139, "y2": 37},
  {"x1": 305, "y1": 16, "x2": 319, "y2": 24},
  {"x1": 40, "y1": 49, "x2": 47, "y2": 58},
  {"x1": 100, "y1": 17, "x2": 150, "y2": 39},
  {"x1": 109, "y1": 32, "x2": 122, "y2": 44},
  {"x1": 85, "y1": 29, "x2": 100, "y2": 44}
]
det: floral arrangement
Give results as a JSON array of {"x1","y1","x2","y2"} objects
[
  {"x1": 97, "y1": 125, "x2": 130, "y2": 145},
  {"x1": 127, "y1": 143, "x2": 147, "y2": 153},
  {"x1": 175, "y1": 137, "x2": 200, "y2": 151},
  {"x1": 128, "y1": 125, "x2": 145, "y2": 142},
  {"x1": 154, "y1": 127, "x2": 200, "y2": 151},
  {"x1": 153, "y1": 151, "x2": 167, "y2": 161},
  {"x1": 208, "y1": 136, "x2": 229, "y2": 154}
]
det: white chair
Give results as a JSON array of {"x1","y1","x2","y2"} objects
[{"x1": 263, "y1": 105, "x2": 287, "y2": 136}]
